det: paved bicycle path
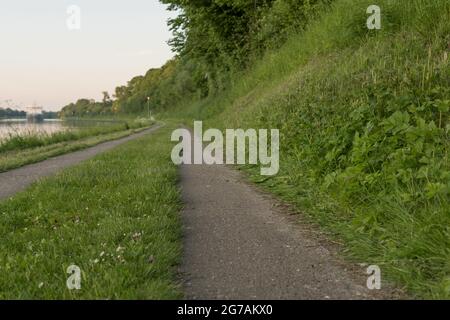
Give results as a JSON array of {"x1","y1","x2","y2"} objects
[{"x1": 180, "y1": 163, "x2": 398, "y2": 299}]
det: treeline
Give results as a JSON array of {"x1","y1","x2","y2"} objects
[
  {"x1": 61, "y1": 0, "x2": 327, "y2": 116},
  {"x1": 0, "y1": 108, "x2": 26, "y2": 118},
  {"x1": 0, "y1": 108, "x2": 60, "y2": 119},
  {"x1": 60, "y1": 93, "x2": 113, "y2": 118},
  {"x1": 160, "y1": 0, "x2": 328, "y2": 95},
  {"x1": 42, "y1": 111, "x2": 59, "y2": 119}
]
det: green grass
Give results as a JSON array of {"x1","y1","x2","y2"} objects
[
  {"x1": 0, "y1": 125, "x2": 182, "y2": 299},
  {"x1": 170, "y1": 0, "x2": 450, "y2": 298}
]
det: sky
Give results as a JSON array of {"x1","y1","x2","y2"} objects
[{"x1": 0, "y1": 0, "x2": 176, "y2": 111}]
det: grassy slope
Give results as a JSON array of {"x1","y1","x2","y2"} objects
[
  {"x1": 174, "y1": 0, "x2": 450, "y2": 298},
  {"x1": 0, "y1": 125, "x2": 182, "y2": 299}
]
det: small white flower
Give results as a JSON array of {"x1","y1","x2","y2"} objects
[{"x1": 38, "y1": 282, "x2": 44, "y2": 289}]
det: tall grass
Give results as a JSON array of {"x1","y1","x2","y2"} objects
[{"x1": 0, "y1": 118, "x2": 151, "y2": 154}]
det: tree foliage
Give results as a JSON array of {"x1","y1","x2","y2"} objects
[
  {"x1": 0, "y1": 108, "x2": 26, "y2": 118},
  {"x1": 61, "y1": 0, "x2": 326, "y2": 116},
  {"x1": 60, "y1": 98, "x2": 113, "y2": 118}
]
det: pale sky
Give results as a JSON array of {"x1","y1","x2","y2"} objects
[{"x1": 0, "y1": 0, "x2": 176, "y2": 111}]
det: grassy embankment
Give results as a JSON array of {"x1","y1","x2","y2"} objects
[
  {"x1": 0, "y1": 124, "x2": 182, "y2": 299},
  {"x1": 171, "y1": 0, "x2": 450, "y2": 298},
  {"x1": 0, "y1": 118, "x2": 153, "y2": 172}
]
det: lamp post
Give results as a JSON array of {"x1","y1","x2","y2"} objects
[{"x1": 147, "y1": 96, "x2": 150, "y2": 119}]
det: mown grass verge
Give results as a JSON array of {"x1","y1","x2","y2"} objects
[{"x1": 0, "y1": 125, "x2": 182, "y2": 299}]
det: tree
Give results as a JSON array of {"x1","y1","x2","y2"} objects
[{"x1": 102, "y1": 91, "x2": 112, "y2": 104}]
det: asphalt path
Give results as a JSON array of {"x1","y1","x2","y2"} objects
[{"x1": 180, "y1": 163, "x2": 397, "y2": 299}]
